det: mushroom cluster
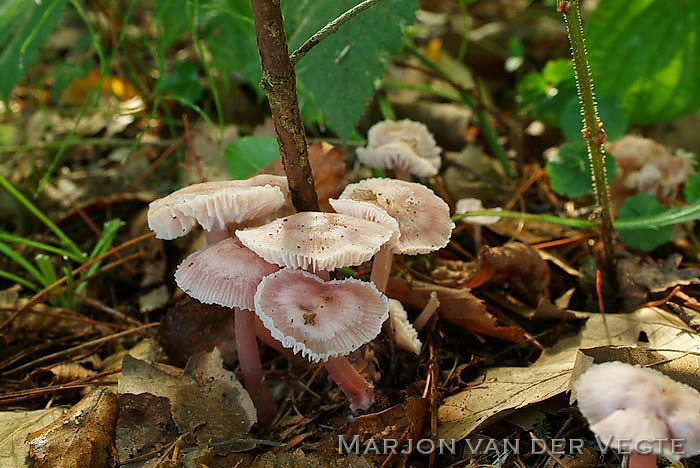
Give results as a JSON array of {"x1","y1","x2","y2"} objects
[{"x1": 149, "y1": 156, "x2": 454, "y2": 420}]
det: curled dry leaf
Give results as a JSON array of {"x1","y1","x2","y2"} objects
[
  {"x1": 118, "y1": 348, "x2": 256, "y2": 452},
  {"x1": 386, "y1": 276, "x2": 527, "y2": 343},
  {"x1": 0, "y1": 407, "x2": 65, "y2": 468},
  {"x1": 26, "y1": 389, "x2": 118, "y2": 468}
]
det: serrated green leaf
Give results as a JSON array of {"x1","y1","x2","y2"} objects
[
  {"x1": 587, "y1": 0, "x2": 700, "y2": 124},
  {"x1": 545, "y1": 142, "x2": 616, "y2": 198},
  {"x1": 289, "y1": 0, "x2": 417, "y2": 139},
  {"x1": 224, "y1": 136, "x2": 280, "y2": 179},
  {"x1": 684, "y1": 172, "x2": 700, "y2": 204},
  {"x1": 617, "y1": 193, "x2": 672, "y2": 251},
  {"x1": 0, "y1": 0, "x2": 68, "y2": 101},
  {"x1": 560, "y1": 94, "x2": 629, "y2": 143}
]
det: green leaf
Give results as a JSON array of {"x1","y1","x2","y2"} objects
[
  {"x1": 560, "y1": 94, "x2": 629, "y2": 143},
  {"x1": 617, "y1": 193, "x2": 672, "y2": 251},
  {"x1": 154, "y1": 0, "x2": 191, "y2": 52},
  {"x1": 0, "y1": 0, "x2": 68, "y2": 101},
  {"x1": 289, "y1": 0, "x2": 417, "y2": 139},
  {"x1": 684, "y1": 172, "x2": 700, "y2": 204},
  {"x1": 155, "y1": 61, "x2": 203, "y2": 103},
  {"x1": 545, "y1": 142, "x2": 617, "y2": 198},
  {"x1": 51, "y1": 61, "x2": 89, "y2": 102},
  {"x1": 517, "y1": 59, "x2": 577, "y2": 126},
  {"x1": 224, "y1": 136, "x2": 280, "y2": 179},
  {"x1": 587, "y1": 0, "x2": 700, "y2": 124}
]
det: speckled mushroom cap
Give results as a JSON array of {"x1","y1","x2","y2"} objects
[
  {"x1": 576, "y1": 361, "x2": 700, "y2": 461},
  {"x1": 338, "y1": 178, "x2": 454, "y2": 255},
  {"x1": 147, "y1": 177, "x2": 289, "y2": 240},
  {"x1": 357, "y1": 120, "x2": 441, "y2": 177},
  {"x1": 174, "y1": 237, "x2": 279, "y2": 310},
  {"x1": 235, "y1": 212, "x2": 394, "y2": 272},
  {"x1": 328, "y1": 197, "x2": 400, "y2": 247},
  {"x1": 388, "y1": 299, "x2": 421, "y2": 355},
  {"x1": 254, "y1": 269, "x2": 389, "y2": 362},
  {"x1": 455, "y1": 198, "x2": 501, "y2": 225}
]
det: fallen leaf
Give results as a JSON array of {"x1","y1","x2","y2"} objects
[
  {"x1": 252, "y1": 449, "x2": 372, "y2": 468},
  {"x1": 0, "y1": 407, "x2": 65, "y2": 468},
  {"x1": 116, "y1": 393, "x2": 178, "y2": 464},
  {"x1": 386, "y1": 277, "x2": 527, "y2": 343},
  {"x1": 438, "y1": 307, "x2": 700, "y2": 440},
  {"x1": 118, "y1": 348, "x2": 256, "y2": 450},
  {"x1": 617, "y1": 253, "x2": 700, "y2": 307},
  {"x1": 158, "y1": 299, "x2": 237, "y2": 367},
  {"x1": 27, "y1": 389, "x2": 118, "y2": 468}
]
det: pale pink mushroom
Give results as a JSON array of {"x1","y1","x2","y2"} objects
[
  {"x1": 175, "y1": 238, "x2": 280, "y2": 426},
  {"x1": 576, "y1": 361, "x2": 700, "y2": 467},
  {"x1": 147, "y1": 175, "x2": 290, "y2": 243},
  {"x1": 388, "y1": 299, "x2": 421, "y2": 355},
  {"x1": 335, "y1": 178, "x2": 454, "y2": 292},
  {"x1": 255, "y1": 269, "x2": 388, "y2": 411},
  {"x1": 357, "y1": 119, "x2": 441, "y2": 180},
  {"x1": 455, "y1": 198, "x2": 501, "y2": 250}
]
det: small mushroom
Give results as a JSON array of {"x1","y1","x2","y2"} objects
[
  {"x1": 576, "y1": 361, "x2": 700, "y2": 467},
  {"x1": 357, "y1": 120, "x2": 441, "y2": 180},
  {"x1": 147, "y1": 175, "x2": 290, "y2": 243},
  {"x1": 334, "y1": 178, "x2": 454, "y2": 292},
  {"x1": 255, "y1": 269, "x2": 389, "y2": 411},
  {"x1": 455, "y1": 198, "x2": 501, "y2": 250},
  {"x1": 175, "y1": 238, "x2": 280, "y2": 425},
  {"x1": 388, "y1": 299, "x2": 421, "y2": 355}
]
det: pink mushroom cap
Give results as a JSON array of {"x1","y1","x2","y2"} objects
[
  {"x1": 174, "y1": 237, "x2": 280, "y2": 310},
  {"x1": 235, "y1": 212, "x2": 394, "y2": 272},
  {"x1": 147, "y1": 176, "x2": 290, "y2": 240},
  {"x1": 576, "y1": 361, "x2": 700, "y2": 461},
  {"x1": 254, "y1": 269, "x2": 389, "y2": 362}
]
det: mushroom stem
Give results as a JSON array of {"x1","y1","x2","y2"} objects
[
  {"x1": 628, "y1": 452, "x2": 656, "y2": 468},
  {"x1": 414, "y1": 291, "x2": 440, "y2": 332},
  {"x1": 204, "y1": 228, "x2": 230, "y2": 244},
  {"x1": 394, "y1": 168, "x2": 411, "y2": 181},
  {"x1": 473, "y1": 226, "x2": 483, "y2": 251},
  {"x1": 370, "y1": 243, "x2": 394, "y2": 293},
  {"x1": 234, "y1": 308, "x2": 277, "y2": 427},
  {"x1": 324, "y1": 356, "x2": 375, "y2": 412}
]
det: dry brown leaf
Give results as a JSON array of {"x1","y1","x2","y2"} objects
[
  {"x1": 438, "y1": 307, "x2": 700, "y2": 441},
  {"x1": 472, "y1": 242, "x2": 550, "y2": 299},
  {"x1": 116, "y1": 393, "x2": 178, "y2": 464},
  {"x1": 118, "y1": 348, "x2": 256, "y2": 450},
  {"x1": 386, "y1": 276, "x2": 527, "y2": 343},
  {"x1": 617, "y1": 253, "x2": 700, "y2": 307},
  {"x1": 252, "y1": 449, "x2": 372, "y2": 468},
  {"x1": 0, "y1": 407, "x2": 65, "y2": 468},
  {"x1": 27, "y1": 389, "x2": 118, "y2": 468}
]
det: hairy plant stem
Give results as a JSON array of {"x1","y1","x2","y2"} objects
[
  {"x1": 250, "y1": 0, "x2": 319, "y2": 212},
  {"x1": 560, "y1": 0, "x2": 616, "y2": 286}
]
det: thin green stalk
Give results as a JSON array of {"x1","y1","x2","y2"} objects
[
  {"x1": 382, "y1": 81, "x2": 460, "y2": 101},
  {"x1": 376, "y1": 92, "x2": 396, "y2": 121},
  {"x1": 404, "y1": 42, "x2": 514, "y2": 178},
  {"x1": 559, "y1": 0, "x2": 615, "y2": 274},
  {"x1": 0, "y1": 242, "x2": 44, "y2": 282},
  {"x1": 0, "y1": 175, "x2": 85, "y2": 260},
  {"x1": 0, "y1": 269, "x2": 40, "y2": 292},
  {"x1": 0, "y1": 231, "x2": 83, "y2": 262}
]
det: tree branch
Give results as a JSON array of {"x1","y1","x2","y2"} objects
[
  {"x1": 289, "y1": 0, "x2": 385, "y2": 66},
  {"x1": 250, "y1": 0, "x2": 319, "y2": 212}
]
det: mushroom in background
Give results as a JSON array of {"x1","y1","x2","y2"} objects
[
  {"x1": 607, "y1": 135, "x2": 693, "y2": 211},
  {"x1": 575, "y1": 361, "x2": 700, "y2": 468},
  {"x1": 357, "y1": 119, "x2": 442, "y2": 180},
  {"x1": 455, "y1": 197, "x2": 501, "y2": 250}
]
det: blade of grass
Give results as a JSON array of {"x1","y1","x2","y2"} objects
[
  {"x1": 0, "y1": 241, "x2": 45, "y2": 282},
  {"x1": 0, "y1": 230, "x2": 84, "y2": 262},
  {"x1": 0, "y1": 175, "x2": 85, "y2": 260},
  {"x1": 0, "y1": 269, "x2": 40, "y2": 292}
]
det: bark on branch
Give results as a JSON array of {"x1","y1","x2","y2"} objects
[{"x1": 250, "y1": 0, "x2": 319, "y2": 212}]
